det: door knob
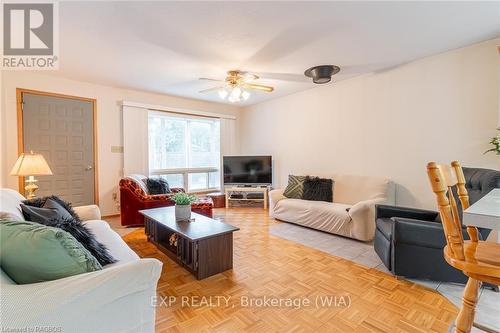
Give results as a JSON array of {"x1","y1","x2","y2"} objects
[{"x1": 85, "y1": 165, "x2": 93, "y2": 171}]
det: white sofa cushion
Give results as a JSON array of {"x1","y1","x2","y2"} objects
[
  {"x1": 1, "y1": 259, "x2": 162, "y2": 332},
  {"x1": 0, "y1": 189, "x2": 26, "y2": 221},
  {"x1": 73, "y1": 204, "x2": 102, "y2": 221},
  {"x1": 83, "y1": 220, "x2": 139, "y2": 265},
  {"x1": 273, "y1": 199, "x2": 353, "y2": 236}
]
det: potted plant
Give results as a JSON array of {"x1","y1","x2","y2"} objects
[
  {"x1": 484, "y1": 128, "x2": 500, "y2": 156},
  {"x1": 172, "y1": 192, "x2": 197, "y2": 221}
]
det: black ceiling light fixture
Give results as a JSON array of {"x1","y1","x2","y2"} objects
[{"x1": 304, "y1": 65, "x2": 340, "y2": 84}]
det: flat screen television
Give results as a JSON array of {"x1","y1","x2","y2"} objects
[{"x1": 223, "y1": 155, "x2": 272, "y2": 185}]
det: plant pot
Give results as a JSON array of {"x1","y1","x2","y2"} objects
[{"x1": 175, "y1": 204, "x2": 191, "y2": 221}]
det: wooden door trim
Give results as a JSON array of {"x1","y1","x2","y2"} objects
[{"x1": 16, "y1": 88, "x2": 99, "y2": 205}]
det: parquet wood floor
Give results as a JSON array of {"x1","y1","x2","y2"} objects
[{"x1": 122, "y1": 208, "x2": 458, "y2": 333}]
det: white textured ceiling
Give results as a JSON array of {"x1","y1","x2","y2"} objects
[{"x1": 48, "y1": 1, "x2": 500, "y2": 106}]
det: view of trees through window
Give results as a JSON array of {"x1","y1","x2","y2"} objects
[{"x1": 149, "y1": 113, "x2": 220, "y2": 191}]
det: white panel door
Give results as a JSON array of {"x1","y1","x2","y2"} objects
[{"x1": 22, "y1": 93, "x2": 95, "y2": 206}]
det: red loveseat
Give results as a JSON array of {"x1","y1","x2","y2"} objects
[{"x1": 119, "y1": 175, "x2": 213, "y2": 227}]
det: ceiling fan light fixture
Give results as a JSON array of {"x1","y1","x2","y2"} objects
[
  {"x1": 218, "y1": 89, "x2": 228, "y2": 99},
  {"x1": 233, "y1": 86, "x2": 242, "y2": 96},
  {"x1": 314, "y1": 76, "x2": 331, "y2": 84},
  {"x1": 304, "y1": 65, "x2": 340, "y2": 84},
  {"x1": 200, "y1": 70, "x2": 275, "y2": 103},
  {"x1": 228, "y1": 87, "x2": 242, "y2": 103}
]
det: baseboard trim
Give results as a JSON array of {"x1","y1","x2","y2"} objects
[{"x1": 102, "y1": 213, "x2": 120, "y2": 218}]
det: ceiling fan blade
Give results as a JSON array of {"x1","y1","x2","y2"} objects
[
  {"x1": 241, "y1": 72, "x2": 258, "y2": 81},
  {"x1": 199, "y1": 86, "x2": 224, "y2": 94},
  {"x1": 242, "y1": 83, "x2": 274, "y2": 93},
  {"x1": 337, "y1": 65, "x2": 369, "y2": 75},
  {"x1": 199, "y1": 77, "x2": 225, "y2": 82},
  {"x1": 338, "y1": 63, "x2": 399, "y2": 75},
  {"x1": 256, "y1": 72, "x2": 309, "y2": 83}
]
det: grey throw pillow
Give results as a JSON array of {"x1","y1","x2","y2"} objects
[
  {"x1": 21, "y1": 198, "x2": 74, "y2": 224},
  {"x1": 283, "y1": 175, "x2": 306, "y2": 199}
]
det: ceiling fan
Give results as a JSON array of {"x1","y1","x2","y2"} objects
[{"x1": 199, "y1": 70, "x2": 274, "y2": 103}]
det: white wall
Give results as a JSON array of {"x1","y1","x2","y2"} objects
[
  {"x1": 1, "y1": 72, "x2": 241, "y2": 215},
  {"x1": 240, "y1": 38, "x2": 500, "y2": 209}
]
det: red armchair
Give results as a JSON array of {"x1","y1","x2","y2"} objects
[{"x1": 119, "y1": 176, "x2": 213, "y2": 227}]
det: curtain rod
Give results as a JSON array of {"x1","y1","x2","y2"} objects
[
  {"x1": 148, "y1": 108, "x2": 220, "y2": 120},
  {"x1": 122, "y1": 101, "x2": 237, "y2": 120}
]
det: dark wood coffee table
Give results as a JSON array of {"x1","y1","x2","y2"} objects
[{"x1": 139, "y1": 206, "x2": 239, "y2": 280}]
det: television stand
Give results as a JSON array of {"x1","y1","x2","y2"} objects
[{"x1": 225, "y1": 186, "x2": 269, "y2": 209}]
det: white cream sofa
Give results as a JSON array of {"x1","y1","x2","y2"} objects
[
  {"x1": 0, "y1": 188, "x2": 162, "y2": 333},
  {"x1": 270, "y1": 174, "x2": 395, "y2": 241}
]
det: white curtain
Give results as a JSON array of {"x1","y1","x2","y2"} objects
[
  {"x1": 122, "y1": 106, "x2": 149, "y2": 176},
  {"x1": 219, "y1": 118, "x2": 237, "y2": 188}
]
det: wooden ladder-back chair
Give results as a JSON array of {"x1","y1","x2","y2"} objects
[{"x1": 427, "y1": 161, "x2": 500, "y2": 333}]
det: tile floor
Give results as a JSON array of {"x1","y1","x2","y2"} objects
[{"x1": 270, "y1": 222, "x2": 500, "y2": 332}]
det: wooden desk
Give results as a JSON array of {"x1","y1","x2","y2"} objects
[{"x1": 463, "y1": 188, "x2": 500, "y2": 242}]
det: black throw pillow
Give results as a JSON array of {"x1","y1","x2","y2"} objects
[
  {"x1": 302, "y1": 176, "x2": 333, "y2": 202},
  {"x1": 21, "y1": 200, "x2": 74, "y2": 224},
  {"x1": 22, "y1": 196, "x2": 116, "y2": 266},
  {"x1": 145, "y1": 177, "x2": 171, "y2": 195}
]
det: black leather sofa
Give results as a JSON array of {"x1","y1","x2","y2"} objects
[{"x1": 374, "y1": 167, "x2": 500, "y2": 284}]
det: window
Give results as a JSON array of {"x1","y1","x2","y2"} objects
[{"x1": 148, "y1": 112, "x2": 220, "y2": 191}]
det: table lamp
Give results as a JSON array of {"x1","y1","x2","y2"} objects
[{"x1": 10, "y1": 151, "x2": 53, "y2": 199}]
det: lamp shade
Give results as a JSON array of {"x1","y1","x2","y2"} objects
[{"x1": 10, "y1": 152, "x2": 53, "y2": 176}]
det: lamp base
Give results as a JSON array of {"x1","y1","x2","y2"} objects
[{"x1": 25, "y1": 176, "x2": 39, "y2": 200}]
